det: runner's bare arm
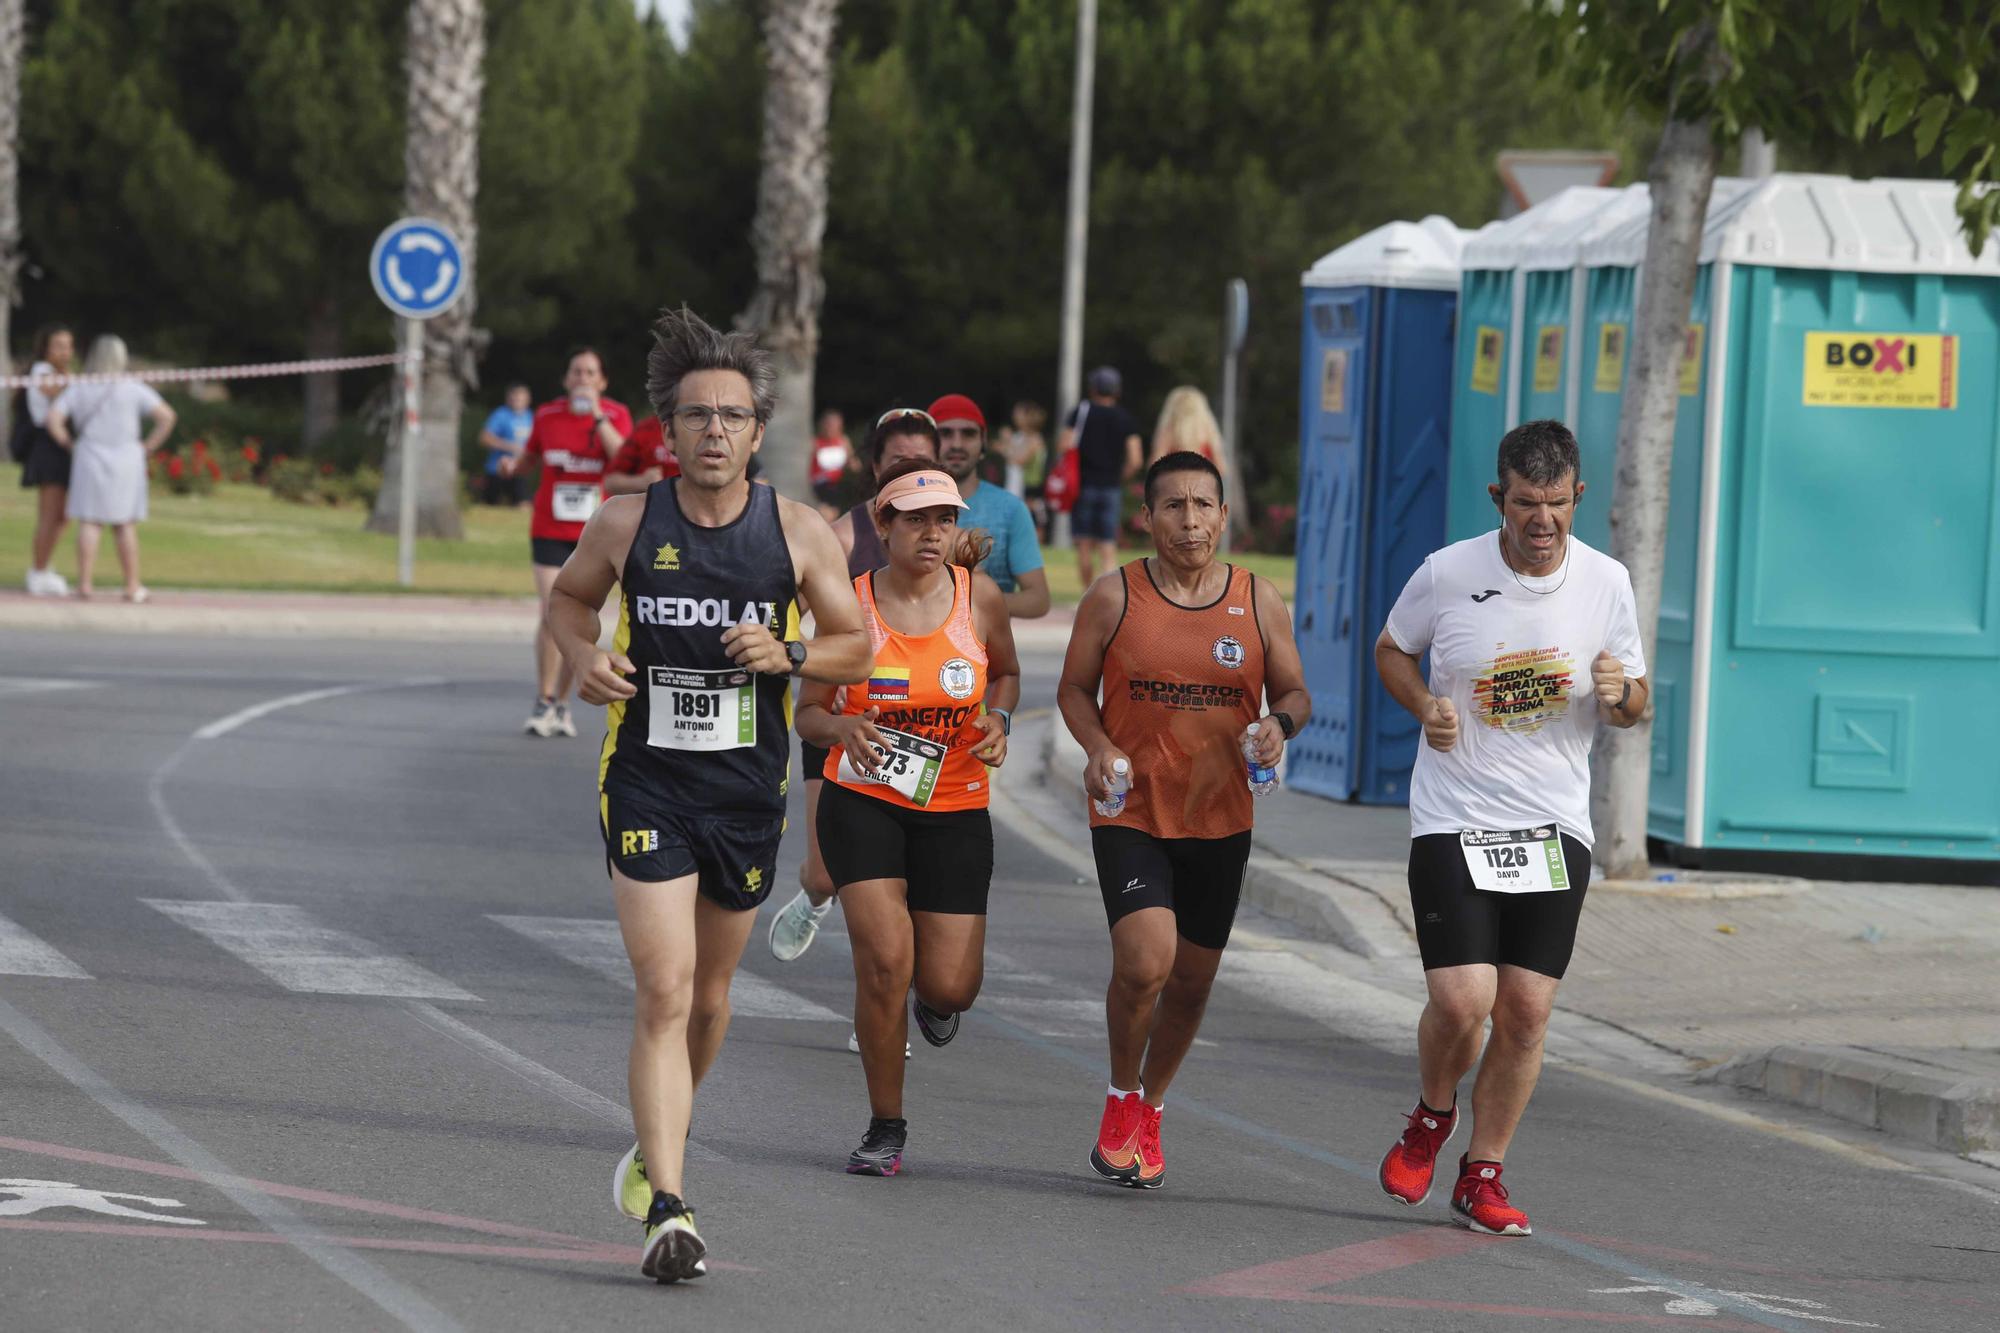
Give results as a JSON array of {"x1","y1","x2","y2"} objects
[
  {"x1": 1374, "y1": 626, "x2": 1456, "y2": 752},
  {"x1": 830, "y1": 508, "x2": 856, "y2": 559},
  {"x1": 1122, "y1": 433, "x2": 1143, "y2": 481},
  {"x1": 548, "y1": 496, "x2": 645, "y2": 706},
  {"x1": 795, "y1": 683, "x2": 888, "y2": 773},
  {"x1": 1591, "y1": 651, "x2": 1650, "y2": 728},
  {"x1": 601, "y1": 466, "x2": 660, "y2": 497},
  {"x1": 969, "y1": 573, "x2": 1020, "y2": 766},
  {"x1": 721, "y1": 494, "x2": 871, "y2": 684},
  {"x1": 1003, "y1": 566, "x2": 1051, "y2": 621},
  {"x1": 1057, "y1": 572, "x2": 1131, "y2": 800},
  {"x1": 1249, "y1": 575, "x2": 1311, "y2": 766}
]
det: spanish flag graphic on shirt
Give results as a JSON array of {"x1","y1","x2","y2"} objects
[{"x1": 867, "y1": 666, "x2": 911, "y2": 701}]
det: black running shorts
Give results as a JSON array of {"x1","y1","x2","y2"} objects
[
  {"x1": 1406, "y1": 832, "x2": 1592, "y2": 979},
  {"x1": 800, "y1": 741, "x2": 831, "y2": 785},
  {"x1": 814, "y1": 780, "x2": 993, "y2": 915},
  {"x1": 531, "y1": 536, "x2": 578, "y2": 568},
  {"x1": 1091, "y1": 825, "x2": 1251, "y2": 951},
  {"x1": 600, "y1": 790, "x2": 784, "y2": 912}
]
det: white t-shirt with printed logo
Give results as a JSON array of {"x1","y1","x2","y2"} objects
[{"x1": 1384, "y1": 531, "x2": 1646, "y2": 848}]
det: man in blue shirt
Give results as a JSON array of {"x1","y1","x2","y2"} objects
[
  {"x1": 928, "y1": 393, "x2": 1050, "y2": 620},
  {"x1": 478, "y1": 383, "x2": 534, "y2": 506}
]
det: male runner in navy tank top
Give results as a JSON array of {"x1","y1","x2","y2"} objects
[
  {"x1": 547, "y1": 307, "x2": 872, "y2": 1283},
  {"x1": 766, "y1": 408, "x2": 943, "y2": 972}
]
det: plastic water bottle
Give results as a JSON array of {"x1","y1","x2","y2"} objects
[
  {"x1": 1243, "y1": 723, "x2": 1279, "y2": 797},
  {"x1": 1093, "y1": 757, "x2": 1131, "y2": 817}
]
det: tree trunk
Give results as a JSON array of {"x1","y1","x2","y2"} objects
[
  {"x1": 369, "y1": 0, "x2": 482, "y2": 541},
  {"x1": 0, "y1": 0, "x2": 24, "y2": 412},
  {"x1": 302, "y1": 294, "x2": 340, "y2": 451},
  {"x1": 737, "y1": 0, "x2": 838, "y2": 503},
  {"x1": 1594, "y1": 115, "x2": 1717, "y2": 879}
]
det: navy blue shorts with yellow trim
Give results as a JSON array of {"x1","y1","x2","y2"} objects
[{"x1": 600, "y1": 790, "x2": 784, "y2": 911}]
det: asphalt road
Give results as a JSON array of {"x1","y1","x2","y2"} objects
[{"x1": 1, "y1": 630, "x2": 1995, "y2": 1331}]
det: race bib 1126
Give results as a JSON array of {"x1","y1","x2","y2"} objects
[{"x1": 1459, "y1": 825, "x2": 1569, "y2": 895}]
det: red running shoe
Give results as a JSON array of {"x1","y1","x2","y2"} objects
[
  {"x1": 1451, "y1": 1155, "x2": 1532, "y2": 1236},
  {"x1": 1089, "y1": 1091, "x2": 1142, "y2": 1181},
  {"x1": 1129, "y1": 1103, "x2": 1165, "y2": 1189},
  {"x1": 1379, "y1": 1099, "x2": 1458, "y2": 1205}
]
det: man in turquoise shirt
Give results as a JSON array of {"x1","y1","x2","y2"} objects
[{"x1": 929, "y1": 393, "x2": 1050, "y2": 620}]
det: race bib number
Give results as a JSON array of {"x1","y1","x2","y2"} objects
[
  {"x1": 1459, "y1": 826, "x2": 1569, "y2": 895},
  {"x1": 551, "y1": 482, "x2": 600, "y2": 523},
  {"x1": 646, "y1": 667, "x2": 756, "y2": 752},
  {"x1": 837, "y1": 724, "x2": 945, "y2": 806}
]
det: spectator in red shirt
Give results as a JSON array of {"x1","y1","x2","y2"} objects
[
  {"x1": 602, "y1": 414, "x2": 679, "y2": 497},
  {"x1": 500, "y1": 346, "x2": 632, "y2": 737},
  {"x1": 809, "y1": 409, "x2": 853, "y2": 518}
]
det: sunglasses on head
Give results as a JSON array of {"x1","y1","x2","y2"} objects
[{"x1": 875, "y1": 407, "x2": 937, "y2": 431}]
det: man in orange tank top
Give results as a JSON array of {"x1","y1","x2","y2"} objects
[{"x1": 1058, "y1": 452, "x2": 1311, "y2": 1189}]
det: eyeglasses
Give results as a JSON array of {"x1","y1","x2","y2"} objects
[
  {"x1": 673, "y1": 405, "x2": 759, "y2": 434},
  {"x1": 875, "y1": 407, "x2": 936, "y2": 431}
]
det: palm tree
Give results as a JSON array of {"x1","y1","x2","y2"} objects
[
  {"x1": 369, "y1": 0, "x2": 482, "y2": 540},
  {"x1": 737, "y1": 0, "x2": 839, "y2": 502},
  {"x1": 0, "y1": 0, "x2": 25, "y2": 409}
]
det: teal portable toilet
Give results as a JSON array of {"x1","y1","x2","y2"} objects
[
  {"x1": 1585, "y1": 175, "x2": 2000, "y2": 874},
  {"x1": 1293, "y1": 216, "x2": 1472, "y2": 802},
  {"x1": 1445, "y1": 187, "x2": 1621, "y2": 542}
]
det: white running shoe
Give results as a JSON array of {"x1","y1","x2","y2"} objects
[
  {"x1": 767, "y1": 889, "x2": 833, "y2": 961},
  {"x1": 25, "y1": 568, "x2": 66, "y2": 597},
  {"x1": 551, "y1": 702, "x2": 577, "y2": 738},
  {"x1": 524, "y1": 698, "x2": 558, "y2": 737},
  {"x1": 848, "y1": 1030, "x2": 911, "y2": 1059}
]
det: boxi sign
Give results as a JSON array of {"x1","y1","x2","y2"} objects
[{"x1": 1802, "y1": 331, "x2": 1958, "y2": 409}]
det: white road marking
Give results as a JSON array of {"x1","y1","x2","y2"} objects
[
  {"x1": 0, "y1": 912, "x2": 90, "y2": 979},
  {"x1": 0, "y1": 995, "x2": 461, "y2": 1333},
  {"x1": 0, "y1": 1178, "x2": 204, "y2": 1225},
  {"x1": 488, "y1": 915, "x2": 843, "y2": 1022},
  {"x1": 1590, "y1": 1281, "x2": 1881, "y2": 1327},
  {"x1": 147, "y1": 901, "x2": 477, "y2": 1001},
  {"x1": 0, "y1": 677, "x2": 100, "y2": 697},
  {"x1": 192, "y1": 680, "x2": 445, "y2": 741}
]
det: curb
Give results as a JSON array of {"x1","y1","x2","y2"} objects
[
  {"x1": 1039, "y1": 717, "x2": 1415, "y2": 960},
  {"x1": 1702, "y1": 1046, "x2": 2000, "y2": 1157}
]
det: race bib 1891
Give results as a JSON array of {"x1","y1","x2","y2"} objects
[
  {"x1": 836, "y1": 723, "x2": 945, "y2": 806},
  {"x1": 551, "y1": 482, "x2": 600, "y2": 523},
  {"x1": 1459, "y1": 825, "x2": 1569, "y2": 895},
  {"x1": 646, "y1": 666, "x2": 755, "y2": 752}
]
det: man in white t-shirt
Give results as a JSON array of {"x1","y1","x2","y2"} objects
[{"x1": 1371, "y1": 419, "x2": 1647, "y2": 1238}]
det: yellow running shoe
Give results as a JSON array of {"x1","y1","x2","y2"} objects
[
  {"x1": 640, "y1": 1192, "x2": 706, "y2": 1283},
  {"x1": 613, "y1": 1142, "x2": 651, "y2": 1221}
]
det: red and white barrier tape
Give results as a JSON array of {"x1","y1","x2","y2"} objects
[{"x1": 0, "y1": 352, "x2": 401, "y2": 390}]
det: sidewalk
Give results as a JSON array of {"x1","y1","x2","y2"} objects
[
  {"x1": 0, "y1": 586, "x2": 1084, "y2": 649},
  {"x1": 1036, "y1": 713, "x2": 2000, "y2": 1161}
]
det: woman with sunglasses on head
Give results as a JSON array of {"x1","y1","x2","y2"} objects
[{"x1": 796, "y1": 456, "x2": 1021, "y2": 1176}]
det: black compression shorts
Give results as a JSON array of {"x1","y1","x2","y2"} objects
[
  {"x1": 1407, "y1": 832, "x2": 1592, "y2": 979},
  {"x1": 600, "y1": 789, "x2": 784, "y2": 912},
  {"x1": 531, "y1": 536, "x2": 578, "y2": 568},
  {"x1": 814, "y1": 780, "x2": 993, "y2": 915},
  {"x1": 1091, "y1": 825, "x2": 1251, "y2": 951},
  {"x1": 800, "y1": 741, "x2": 830, "y2": 785}
]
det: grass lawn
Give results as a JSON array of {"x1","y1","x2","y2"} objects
[{"x1": 1, "y1": 479, "x2": 1294, "y2": 601}]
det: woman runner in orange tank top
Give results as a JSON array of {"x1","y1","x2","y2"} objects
[
  {"x1": 1058, "y1": 451, "x2": 1311, "y2": 1189},
  {"x1": 796, "y1": 460, "x2": 1021, "y2": 1177}
]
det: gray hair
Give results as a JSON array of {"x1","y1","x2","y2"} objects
[
  {"x1": 83, "y1": 334, "x2": 128, "y2": 377},
  {"x1": 646, "y1": 306, "x2": 776, "y2": 422},
  {"x1": 1495, "y1": 418, "x2": 1581, "y2": 491}
]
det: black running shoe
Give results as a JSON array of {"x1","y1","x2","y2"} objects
[
  {"x1": 912, "y1": 996, "x2": 960, "y2": 1047},
  {"x1": 640, "y1": 1191, "x2": 706, "y2": 1283},
  {"x1": 845, "y1": 1116, "x2": 907, "y2": 1176}
]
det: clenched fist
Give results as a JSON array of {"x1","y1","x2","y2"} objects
[
  {"x1": 1592, "y1": 651, "x2": 1628, "y2": 712},
  {"x1": 1423, "y1": 695, "x2": 1458, "y2": 752}
]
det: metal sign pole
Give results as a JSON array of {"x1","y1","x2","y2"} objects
[{"x1": 397, "y1": 317, "x2": 421, "y2": 587}]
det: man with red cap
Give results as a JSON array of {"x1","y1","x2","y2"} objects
[{"x1": 928, "y1": 393, "x2": 1049, "y2": 621}]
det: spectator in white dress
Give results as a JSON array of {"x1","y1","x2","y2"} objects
[
  {"x1": 17, "y1": 324, "x2": 76, "y2": 596},
  {"x1": 48, "y1": 336, "x2": 176, "y2": 603}
]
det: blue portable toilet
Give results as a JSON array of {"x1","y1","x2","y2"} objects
[
  {"x1": 1581, "y1": 175, "x2": 2000, "y2": 873},
  {"x1": 1445, "y1": 187, "x2": 1623, "y2": 543},
  {"x1": 1291, "y1": 216, "x2": 1472, "y2": 803}
]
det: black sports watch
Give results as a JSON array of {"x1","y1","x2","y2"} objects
[
  {"x1": 1270, "y1": 710, "x2": 1297, "y2": 740},
  {"x1": 785, "y1": 640, "x2": 808, "y2": 675}
]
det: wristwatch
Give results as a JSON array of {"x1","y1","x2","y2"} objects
[
  {"x1": 1270, "y1": 710, "x2": 1297, "y2": 740},
  {"x1": 989, "y1": 706, "x2": 1013, "y2": 737},
  {"x1": 785, "y1": 640, "x2": 808, "y2": 675}
]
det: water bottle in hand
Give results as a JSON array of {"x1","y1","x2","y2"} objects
[
  {"x1": 1243, "y1": 722, "x2": 1278, "y2": 797},
  {"x1": 1093, "y1": 756, "x2": 1131, "y2": 817}
]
